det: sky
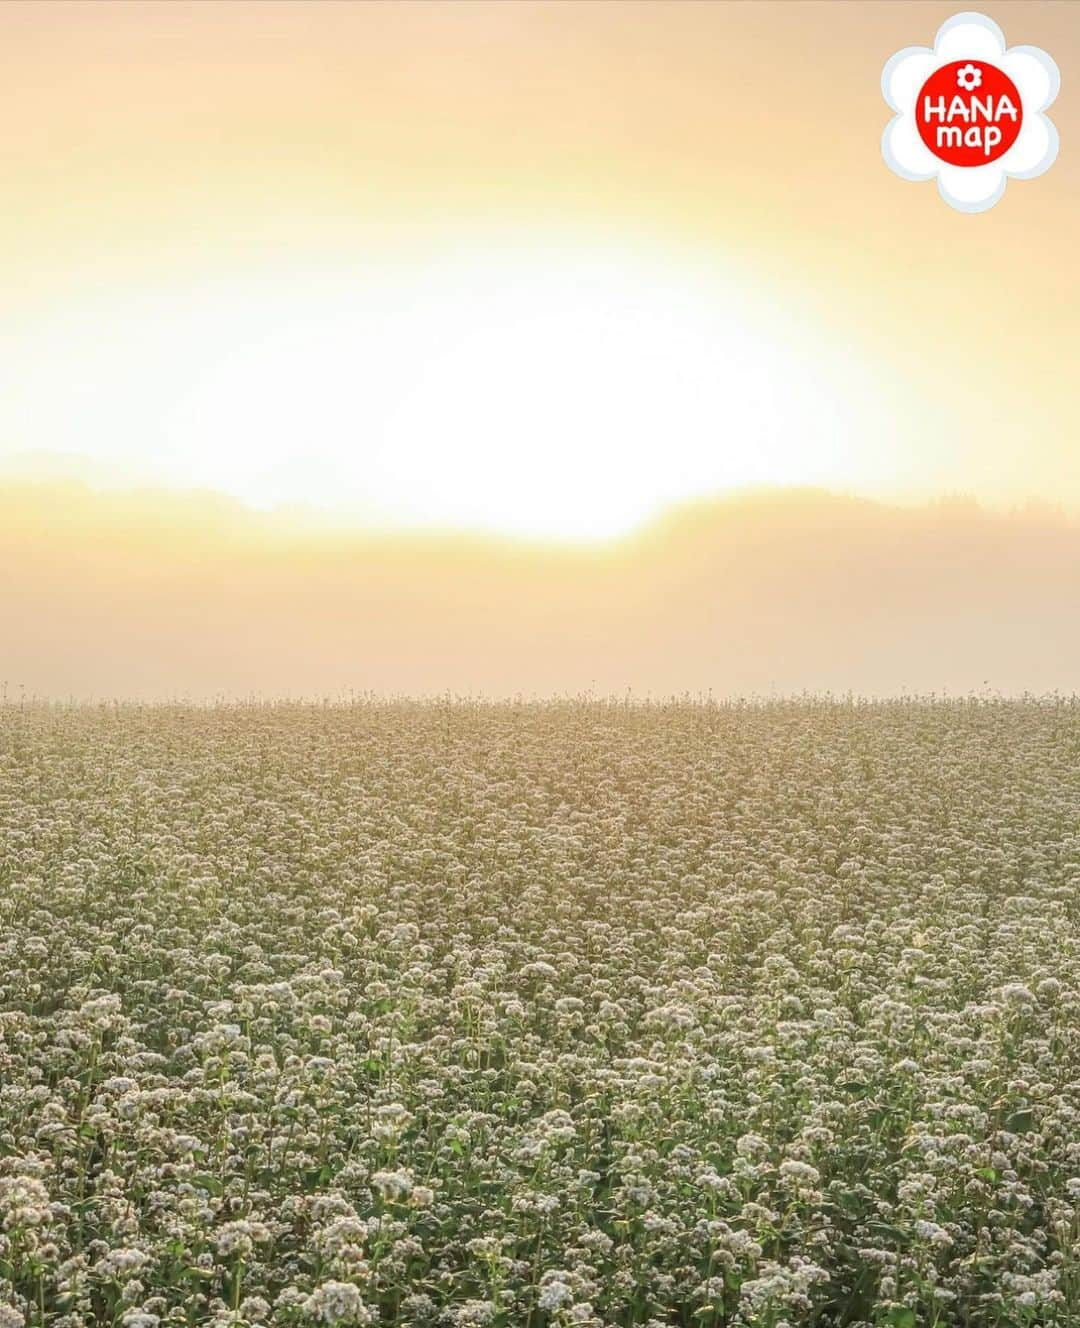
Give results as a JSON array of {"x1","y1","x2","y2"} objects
[
  {"x1": 1, "y1": 1, "x2": 1078, "y2": 698},
  {"x1": 1, "y1": 0, "x2": 1077, "y2": 540}
]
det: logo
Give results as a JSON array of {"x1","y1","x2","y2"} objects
[{"x1": 882, "y1": 12, "x2": 1059, "y2": 213}]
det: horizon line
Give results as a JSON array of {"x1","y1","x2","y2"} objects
[{"x1": 3, "y1": 467, "x2": 1078, "y2": 549}]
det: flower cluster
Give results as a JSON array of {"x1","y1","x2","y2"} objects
[{"x1": 0, "y1": 697, "x2": 1079, "y2": 1326}]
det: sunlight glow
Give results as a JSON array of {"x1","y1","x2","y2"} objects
[{"x1": 2, "y1": 243, "x2": 890, "y2": 539}]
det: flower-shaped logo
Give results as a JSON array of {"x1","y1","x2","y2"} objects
[
  {"x1": 882, "y1": 11, "x2": 1059, "y2": 212},
  {"x1": 956, "y1": 63, "x2": 982, "y2": 91}
]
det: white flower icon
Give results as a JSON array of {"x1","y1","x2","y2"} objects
[
  {"x1": 882, "y1": 11, "x2": 1059, "y2": 213},
  {"x1": 956, "y1": 63, "x2": 983, "y2": 91}
]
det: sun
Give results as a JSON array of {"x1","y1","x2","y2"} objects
[{"x1": 5, "y1": 240, "x2": 883, "y2": 540}]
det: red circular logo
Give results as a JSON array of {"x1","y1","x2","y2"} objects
[{"x1": 915, "y1": 61, "x2": 1023, "y2": 166}]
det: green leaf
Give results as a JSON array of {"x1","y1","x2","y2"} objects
[
  {"x1": 868, "y1": 1220, "x2": 910, "y2": 1246},
  {"x1": 1006, "y1": 1109, "x2": 1034, "y2": 1132},
  {"x1": 884, "y1": 1309, "x2": 916, "y2": 1328},
  {"x1": 191, "y1": 1173, "x2": 224, "y2": 1196}
]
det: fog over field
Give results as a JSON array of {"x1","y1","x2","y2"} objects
[{"x1": 2, "y1": 480, "x2": 1076, "y2": 700}]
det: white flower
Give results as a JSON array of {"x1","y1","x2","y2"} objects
[
  {"x1": 121, "y1": 1313, "x2": 160, "y2": 1328},
  {"x1": 914, "y1": 1219, "x2": 953, "y2": 1248},
  {"x1": 452, "y1": 1304, "x2": 495, "y2": 1326},
  {"x1": 538, "y1": 1275, "x2": 574, "y2": 1311},
  {"x1": 956, "y1": 63, "x2": 982, "y2": 91},
  {"x1": 0, "y1": 1176, "x2": 51, "y2": 1229},
  {"x1": 5, "y1": 697, "x2": 1080, "y2": 1323},
  {"x1": 370, "y1": 1169, "x2": 413, "y2": 1202},
  {"x1": 882, "y1": 11, "x2": 1059, "y2": 212},
  {"x1": 92, "y1": 1248, "x2": 150, "y2": 1280},
  {"x1": 779, "y1": 1160, "x2": 821, "y2": 1187},
  {"x1": 303, "y1": 1281, "x2": 372, "y2": 1325}
]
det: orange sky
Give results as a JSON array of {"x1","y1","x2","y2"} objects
[
  {"x1": 1, "y1": 0, "x2": 1077, "y2": 535},
  {"x1": 1, "y1": 2, "x2": 1079, "y2": 697}
]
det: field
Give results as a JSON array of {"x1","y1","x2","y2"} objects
[{"x1": 1, "y1": 699, "x2": 1079, "y2": 1328}]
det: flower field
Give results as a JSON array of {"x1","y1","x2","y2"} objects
[{"x1": 1, "y1": 698, "x2": 1079, "y2": 1328}]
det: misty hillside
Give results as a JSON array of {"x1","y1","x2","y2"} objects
[{"x1": 2, "y1": 481, "x2": 1077, "y2": 698}]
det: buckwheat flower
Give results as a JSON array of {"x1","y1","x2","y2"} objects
[
  {"x1": 215, "y1": 1220, "x2": 269, "y2": 1258},
  {"x1": 779, "y1": 1160, "x2": 821, "y2": 1187},
  {"x1": 692, "y1": 1167, "x2": 728, "y2": 1197},
  {"x1": 914, "y1": 1220, "x2": 952, "y2": 1248},
  {"x1": 101, "y1": 1077, "x2": 139, "y2": 1096},
  {"x1": 121, "y1": 1312, "x2": 159, "y2": 1328},
  {"x1": 78, "y1": 994, "x2": 124, "y2": 1028},
  {"x1": 371, "y1": 1170, "x2": 413, "y2": 1202},
  {"x1": 521, "y1": 962, "x2": 557, "y2": 982},
  {"x1": 371, "y1": 1104, "x2": 413, "y2": 1142},
  {"x1": 120, "y1": 1280, "x2": 146, "y2": 1306},
  {"x1": 92, "y1": 1248, "x2": 149, "y2": 1280},
  {"x1": 536, "y1": 1109, "x2": 577, "y2": 1145},
  {"x1": 0, "y1": 1309, "x2": 24, "y2": 1328},
  {"x1": 0, "y1": 1176, "x2": 51, "y2": 1229},
  {"x1": 451, "y1": 1303, "x2": 494, "y2": 1326},
  {"x1": 726, "y1": 1230, "x2": 763, "y2": 1259},
  {"x1": 738, "y1": 1266, "x2": 790, "y2": 1311},
  {"x1": 538, "y1": 1272, "x2": 575, "y2": 1312},
  {"x1": 399, "y1": 1294, "x2": 435, "y2": 1323},
  {"x1": 274, "y1": 1288, "x2": 308, "y2": 1315},
  {"x1": 303, "y1": 1281, "x2": 372, "y2": 1325}
]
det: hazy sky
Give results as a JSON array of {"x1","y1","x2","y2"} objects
[{"x1": 2, "y1": 1, "x2": 1077, "y2": 539}]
